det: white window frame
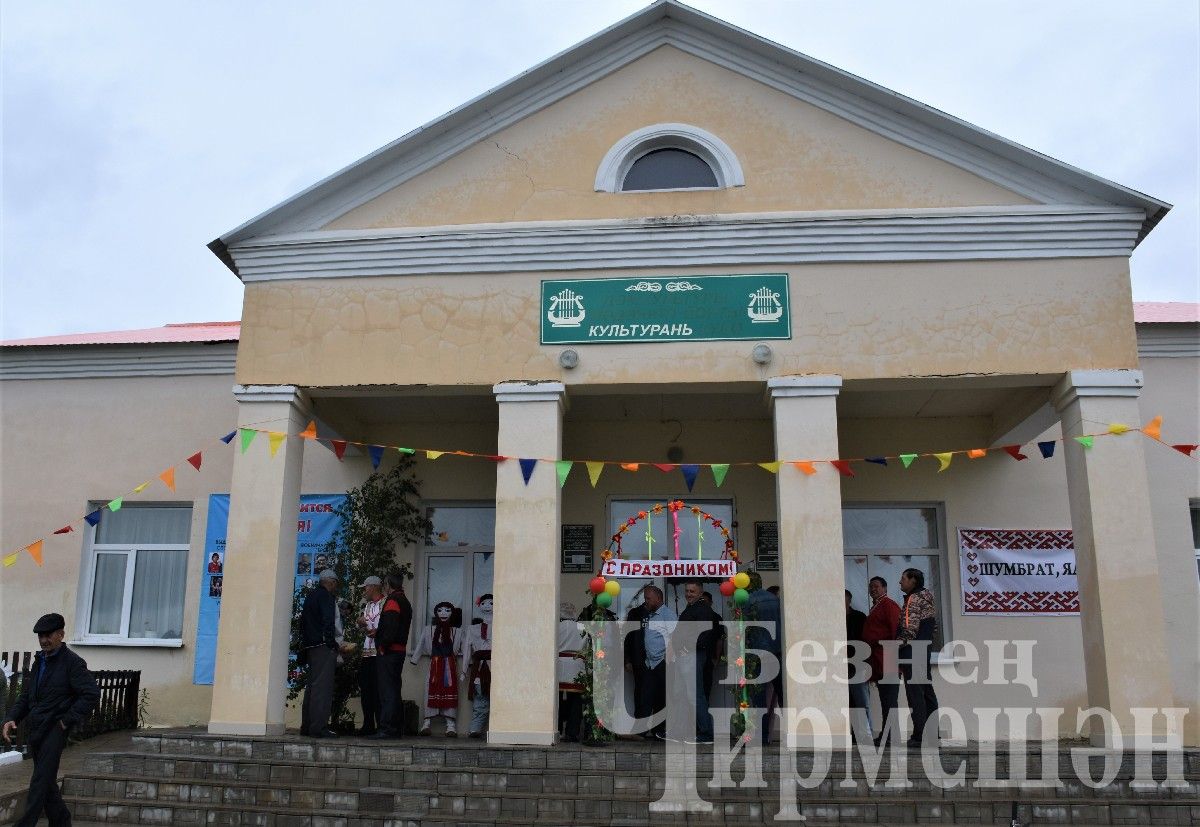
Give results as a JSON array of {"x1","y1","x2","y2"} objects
[
  {"x1": 416, "y1": 501, "x2": 496, "y2": 638},
  {"x1": 1190, "y1": 500, "x2": 1200, "y2": 581},
  {"x1": 73, "y1": 503, "x2": 190, "y2": 648},
  {"x1": 594, "y1": 123, "x2": 745, "y2": 193}
]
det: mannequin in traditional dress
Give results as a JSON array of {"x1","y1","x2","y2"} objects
[
  {"x1": 409, "y1": 601, "x2": 462, "y2": 736},
  {"x1": 461, "y1": 593, "x2": 493, "y2": 738}
]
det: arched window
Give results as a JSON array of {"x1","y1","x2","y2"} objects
[{"x1": 595, "y1": 123, "x2": 744, "y2": 193}]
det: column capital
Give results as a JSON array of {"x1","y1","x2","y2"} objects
[
  {"x1": 232, "y1": 384, "x2": 308, "y2": 406},
  {"x1": 766, "y1": 374, "x2": 843, "y2": 399},
  {"x1": 1051, "y1": 369, "x2": 1142, "y2": 412},
  {"x1": 493, "y1": 381, "x2": 567, "y2": 408}
]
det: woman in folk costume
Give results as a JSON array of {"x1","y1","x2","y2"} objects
[
  {"x1": 409, "y1": 601, "x2": 462, "y2": 736},
  {"x1": 460, "y1": 593, "x2": 493, "y2": 739}
]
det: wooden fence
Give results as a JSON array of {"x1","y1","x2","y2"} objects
[{"x1": 1, "y1": 650, "x2": 140, "y2": 753}]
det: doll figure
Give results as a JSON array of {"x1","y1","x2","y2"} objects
[
  {"x1": 460, "y1": 593, "x2": 493, "y2": 738},
  {"x1": 409, "y1": 601, "x2": 462, "y2": 736}
]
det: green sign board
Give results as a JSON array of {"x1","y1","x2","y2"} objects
[{"x1": 540, "y1": 274, "x2": 791, "y2": 344}]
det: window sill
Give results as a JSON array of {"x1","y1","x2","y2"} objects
[{"x1": 70, "y1": 638, "x2": 183, "y2": 649}]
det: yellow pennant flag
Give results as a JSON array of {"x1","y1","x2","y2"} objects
[
  {"x1": 758, "y1": 461, "x2": 782, "y2": 474},
  {"x1": 426, "y1": 450, "x2": 444, "y2": 460},
  {"x1": 26, "y1": 540, "x2": 44, "y2": 567},
  {"x1": 132, "y1": 481, "x2": 150, "y2": 494},
  {"x1": 2, "y1": 552, "x2": 18, "y2": 568},
  {"x1": 792, "y1": 461, "x2": 817, "y2": 476},
  {"x1": 159, "y1": 467, "x2": 176, "y2": 492},
  {"x1": 1107, "y1": 423, "x2": 1131, "y2": 435},
  {"x1": 299, "y1": 420, "x2": 318, "y2": 440},
  {"x1": 268, "y1": 432, "x2": 287, "y2": 457},
  {"x1": 1141, "y1": 415, "x2": 1163, "y2": 441},
  {"x1": 967, "y1": 449, "x2": 986, "y2": 459},
  {"x1": 585, "y1": 461, "x2": 605, "y2": 488},
  {"x1": 934, "y1": 452, "x2": 953, "y2": 472}
]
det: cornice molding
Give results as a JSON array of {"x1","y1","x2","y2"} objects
[
  {"x1": 0, "y1": 343, "x2": 237, "y2": 381},
  {"x1": 1136, "y1": 324, "x2": 1200, "y2": 358}
]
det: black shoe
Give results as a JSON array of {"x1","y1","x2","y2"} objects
[
  {"x1": 309, "y1": 729, "x2": 338, "y2": 739},
  {"x1": 560, "y1": 734, "x2": 578, "y2": 743},
  {"x1": 367, "y1": 730, "x2": 394, "y2": 740},
  {"x1": 356, "y1": 728, "x2": 377, "y2": 737},
  {"x1": 906, "y1": 738, "x2": 922, "y2": 749}
]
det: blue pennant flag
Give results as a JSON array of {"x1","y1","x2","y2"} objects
[
  {"x1": 681, "y1": 464, "x2": 700, "y2": 492},
  {"x1": 865, "y1": 457, "x2": 888, "y2": 466},
  {"x1": 368, "y1": 445, "x2": 385, "y2": 470},
  {"x1": 1037, "y1": 441, "x2": 1056, "y2": 459},
  {"x1": 219, "y1": 430, "x2": 236, "y2": 445},
  {"x1": 84, "y1": 510, "x2": 102, "y2": 527},
  {"x1": 519, "y1": 458, "x2": 538, "y2": 485}
]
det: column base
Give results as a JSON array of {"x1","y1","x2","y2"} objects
[
  {"x1": 207, "y1": 720, "x2": 287, "y2": 737},
  {"x1": 486, "y1": 730, "x2": 556, "y2": 746}
]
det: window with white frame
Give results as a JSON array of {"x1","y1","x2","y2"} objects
[
  {"x1": 420, "y1": 504, "x2": 495, "y2": 628},
  {"x1": 594, "y1": 123, "x2": 744, "y2": 193},
  {"x1": 1191, "y1": 500, "x2": 1199, "y2": 581},
  {"x1": 81, "y1": 504, "x2": 191, "y2": 643},
  {"x1": 842, "y1": 505, "x2": 947, "y2": 650}
]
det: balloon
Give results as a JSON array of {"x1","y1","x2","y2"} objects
[
  {"x1": 596, "y1": 592, "x2": 613, "y2": 608},
  {"x1": 732, "y1": 572, "x2": 750, "y2": 589},
  {"x1": 589, "y1": 576, "x2": 607, "y2": 595},
  {"x1": 719, "y1": 580, "x2": 736, "y2": 597},
  {"x1": 733, "y1": 588, "x2": 749, "y2": 606},
  {"x1": 604, "y1": 580, "x2": 621, "y2": 596}
]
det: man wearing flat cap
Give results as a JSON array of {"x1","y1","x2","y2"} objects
[
  {"x1": 2, "y1": 613, "x2": 99, "y2": 826},
  {"x1": 300, "y1": 570, "x2": 340, "y2": 738}
]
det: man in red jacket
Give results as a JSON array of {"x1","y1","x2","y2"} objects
[
  {"x1": 861, "y1": 576, "x2": 901, "y2": 747},
  {"x1": 371, "y1": 573, "x2": 413, "y2": 739}
]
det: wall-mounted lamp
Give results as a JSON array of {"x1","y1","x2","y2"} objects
[
  {"x1": 559, "y1": 349, "x2": 579, "y2": 369},
  {"x1": 752, "y1": 343, "x2": 773, "y2": 365}
]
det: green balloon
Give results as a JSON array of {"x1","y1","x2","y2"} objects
[
  {"x1": 733, "y1": 588, "x2": 749, "y2": 606},
  {"x1": 596, "y1": 592, "x2": 613, "y2": 608}
]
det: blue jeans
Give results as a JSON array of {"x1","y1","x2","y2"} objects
[
  {"x1": 848, "y1": 679, "x2": 872, "y2": 740},
  {"x1": 692, "y1": 652, "x2": 713, "y2": 740}
]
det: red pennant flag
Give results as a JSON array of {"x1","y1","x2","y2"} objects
[
  {"x1": 1002, "y1": 445, "x2": 1028, "y2": 461},
  {"x1": 652, "y1": 463, "x2": 676, "y2": 473},
  {"x1": 830, "y1": 460, "x2": 855, "y2": 477},
  {"x1": 1172, "y1": 444, "x2": 1198, "y2": 457},
  {"x1": 331, "y1": 440, "x2": 347, "y2": 460},
  {"x1": 187, "y1": 452, "x2": 202, "y2": 471},
  {"x1": 53, "y1": 525, "x2": 74, "y2": 535},
  {"x1": 484, "y1": 455, "x2": 506, "y2": 463}
]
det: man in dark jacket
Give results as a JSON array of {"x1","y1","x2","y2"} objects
[
  {"x1": 678, "y1": 581, "x2": 722, "y2": 743},
  {"x1": 845, "y1": 590, "x2": 870, "y2": 742},
  {"x1": 2, "y1": 613, "x2": 99, "y2": 827},
  {"x1": 371, "y1": 572, "x2": 413, "y2": 739},
  {"x1": 300, "y1": 569, "x2": 340, "y2": 738}
]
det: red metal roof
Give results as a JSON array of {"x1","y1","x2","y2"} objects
[
  {"x1": 1133, "y1": 302, "x2": 1200, "y2": 323},
  {"x1": 1, "y1": 322, "x2": 241, "y2": 347}
]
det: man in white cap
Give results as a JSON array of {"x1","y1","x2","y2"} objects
[
  {"x1": 356, "y1": 576, "x2": 385, "y2": 735},
  {"x1": 300, "y1": 569, "x2": 340, "y2": 738}
]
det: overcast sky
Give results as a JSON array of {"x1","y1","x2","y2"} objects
[{"x1": 2, "y1": 1, "x2": 1196, "y2": 340}]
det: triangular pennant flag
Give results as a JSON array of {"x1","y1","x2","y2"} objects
[
  {"x1": 132, "y1": 482, "x2": 150, "y2": 494},
  {"x1": 108, "y1": 497, "x2": 124, "y2": 512},
  {"x1": 187, "y1": 452, "x2": 203, "y2": 471},
  {"x1": 1106, "y1": 423, "x2": 1131, "y2": 436},
  {"x1": 620, "y1": 463, "x2": 639, "y2": 472},
  {"x1": 1074, "y1": 436, "x2": 1094, "y2": 449},
  {"x1": 792, "y1": 461, "x2": 816, "y2": 476},
  {"x1": 53, "y1": 525, "x2": 74, "y2": 535},
  {"x1": 758, "y1": 461, "x2": 782, "y2": 474},
  {"x1": 367, "y1": 445, "x2": 385, "y2": 469},
  {"x1": 555, "y1": 460, "x2": 573, "y2": 488},
  {"x1": 652, "y1": 463, "x2": 675, "y2": 473},
  {"x1": 331, "y1": 440, "x2": 348, "y2": 460},
  {"x1": 865, "y1": 457, "x2": 888, "y2": 466},
  {"x1": 395, "y1": 446, "x2": 416, "y2": 455},
  {"x1": 484, "y1": 455, "x2": 506, "y2": 463},
  {"x1": 681, "y1": 464, "x2": 700, "y2": 492},
  {"x1": 830, "y1": 460, "x2": 855, "y2": 477},
  {"x1": 711, "y1": 464, "x2": 730, "y2": 486},
  {"x1": 159, "y1": 467, "x2": 176, "y2": 491},
  {"x1": 239, "y1": 428, "x2": 257, "y2": 454},
  {"x1": 426, "y1": 450, "x2": 444, "y2": 460},
  {"x1": 2, "y1": 553, "x2": 17, "y2": 568},
  {"x1": 1002, "y1": 445, "x2": 1028, "y2": 461},
  {"x1": 519, "y1": 458, "x2": 537, "y2": 485},
  {"x1": 84, "y1": 510, "x2": 102, "y2": 527},
  {"x1": 1172, "y1": 444, "x2": 1198, "y2": 457},
  {"x1": 299, "y1": 420, "x2": 318, "y2": 440},
  {"x1": 934, "y1": 452, "x2": 953, "y2": 472},
  {"x1": 967, "y1": 449, "x2": 987, "y2": 459},
  {"x1": 219, "y1": 430, "x2": 237, "y2": 445},
  {"x1": 899, "y1": 454, "x2": 917, "y2": 468},
  {"x1": 1141, "y1": 416, "x2": 1162, "y2": 441},
  {"x1": 269, "y1": 432, "x2": 287, "y2": 458},
  {"x1": 1037, "y1": 441, "x2": 1056, "y2": 459},
  {"x1": 25, "y1": 540, "x2": 43, "y2": 567},
  {"x1": 585, "y1": 461, "x2": 604, "y2": 488}
]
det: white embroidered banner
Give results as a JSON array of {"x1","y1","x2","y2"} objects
[
  {"x1": 959, "y1": 528, "x2": 1078, "y2": 616},
  {"x1": 601, "y1": 558, "x2": 737, "y2": 579}
]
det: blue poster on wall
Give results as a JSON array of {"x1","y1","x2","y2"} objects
[{"x1": 193, "y1": 493, "x2": 346, "y2": 685}]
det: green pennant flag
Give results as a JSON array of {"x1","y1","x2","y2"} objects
[
  {"x1": 710, "y1": 464, "x2": 730, "y2": 487},
  {"x1": 107, "y1": 497, "x2": 124, "y2": 512},
  {"x1": 239, "y1": 428, "x2": 257, "y2": 454},
  {"x1": 899, "y1": 454, "x2": 918, "y2": 468},
  {"x1": 1074, "y1": 436, "x2": 1094, "y2": 449},
  {"x1": 555, "y1": 460, "x2": 573, "y2": 488},
  {"x1": 395, "y1": 446, "x2": 416, "y2": 455}
]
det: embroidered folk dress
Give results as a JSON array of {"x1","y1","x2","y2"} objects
[{"x1": 412, "y1": 623, "x2": 461, "y2": 711}]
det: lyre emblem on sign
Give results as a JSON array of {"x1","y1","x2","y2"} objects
[
  {"x1": 747, "y1": 287, "x2": 782, "y2": 323},
  {"x1": 547, "y1": 288, "x2": 586, "y2": 328}
]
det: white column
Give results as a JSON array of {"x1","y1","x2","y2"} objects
[
  {"x1": 1051, "y1": 370, "x2": 1177, "y2": 744},
  {"x1": 488, "y1": 381, "x2": 566, "y2": 745},
  {"x1": 767, "y1": 375, "x2": 849, "y2": 746},
  {"x1": 209, "y1": 385, "x2": 309, "y2": 736}
]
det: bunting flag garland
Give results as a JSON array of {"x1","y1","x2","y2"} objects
[
  {"x1": 652, "y1": 463, "x2": 674, "y2": 473},
  {"x1": 239, "y1": 429, "x2": 257, "y2": 454},
  {"x1": 25, "y1": 540, "x2": 44, "y2": 567},
  {"x1": 187, "y1": 452, "x2": 203, "y2": 471},
  {"x1": 620, "y1": 463, "x2": 639, "y2": 472},
  {"x1": 519, "y1": 458, "x2": 537, "y2": 485},
  {"x1": 586, "y1": 461, "x2": 604, "y2": 488},
  {"x1": 269, "y1": 432, "x2": 288, "y2": 458},
  {"x1": 1003, "y1": 445, "x2": 1028, "y2": 461},
  {"x1": 84, "y1": 510, "x2": 102, "y2": 527},
  {"x1": 53, "y1": 526, "x2": 74, "y2": 535},
  {"x1": 1038, "y1": 441, "x2": 1056, "y2": 459},
  {"x1": 2, "y1": 553, "x2": 17, "y2": 568},
  {"x1": 396, "y1": 446, "x2": 416, "y2": 455},
  {"x1": 830, "y1": 460, "x2": 855, "y2": 477},
  {"x1": 331, "y1": 440, "x2": 348, "y2": 461},
  {"x1": 108, "y1": 497, "x2": 124, "y2": 512},
  {"x1": 899, "y1": 454, "x2": 917, "y2": 468},
  {"x1": 967, "y1": 449, "x2": 987, "y2": 459},
  {"x1": 1142, "y1": 416, "x2": 1162, "y2": 441},
  {"x1": 364, "y1": 444, "x2": 383, "y2": 469},
  {"x1": 865, "y1": 457, "x2": 888, "y2": 466},
  {"x1": 555, "y1": 460, "x2": 573, "y2": 488},
  {"x1": 426, "y1": 450, "x2": 444, "y2": 460},
  {"x1": 793, "y1": 461, "x2": 816, "y2": 476},
  {"x1": 220, "y1": 430, "x2": 237, "y2": 445},
  {"x1": 758, "y1": 461, "x2": 781, "y2": 474},
  {"x1": 681, "y1": 464, "x2": 700, "y2": 491},
  {"x1": 1173, "y1": 444, "x2": 1198, "y2": 457},
  {"x1": 1107, "y1": 423, "x2": 1131, "y2": 436},
  {"x1": 299, "y1": 420, "x2": 318, "y2": 440},
  {"x1": 1074, "y1": 436, "x2": 1094, "y2": 450},
  {"x1": 132, "y1": 482, "x2": 150, "y2": 494},
  {"x1": 711, "y1": 464, "x2": 730, "y2": 486},
  {"x1": 160, "y1": 468, "x2": 176, "y2": 492},
  {"x1": 934, "y1": 452, "x2": 953, "y2": 472}
]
